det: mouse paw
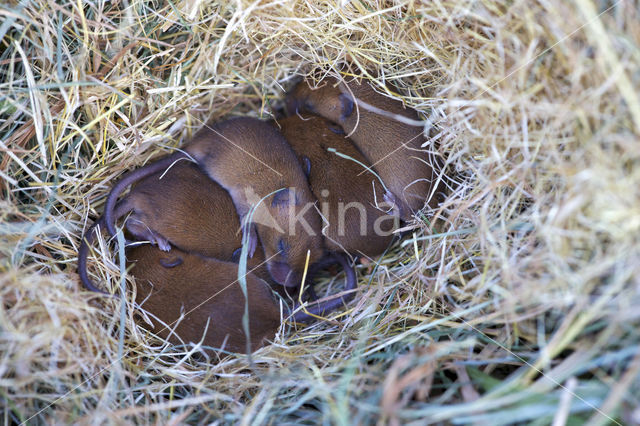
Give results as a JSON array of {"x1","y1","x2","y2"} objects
[
  {"x1": 147, "y1": 231, "x2": 171, "y2": 251},
  {"x1": 155, "y1": 236, "x2": 172, "y2": 252},
  {"x1": 126, "y1": 219, "x2": 172, "y2": 250},
  {"x1": 241, "y1": 223, "x2": 258, "y2": 258}
]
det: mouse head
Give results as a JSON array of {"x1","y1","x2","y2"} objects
[
  {"x1": 247, "y1": 186, "x2": 324, "y2": 288},
  {"x1": 286, "y1": 78, "x2": 354, "y2": 124}
]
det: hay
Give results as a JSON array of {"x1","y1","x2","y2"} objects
[{"x1": 1, "y1": 0, "x2": 639, "y2": 423}]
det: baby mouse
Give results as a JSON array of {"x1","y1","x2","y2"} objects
[
  {"x1": 78, "y1": 219, "x2": 358, "y2": 324},
  {"x1": 286, "y1": 76, "x2": 442, "y2": 220},
  {"x1": 104, "y1": 117, "x2": 325, "y2": 289},
  {"x1": 129, "y1": 245, "x2": 359, "y2": 353},
  {"x1": 128, "y1": 244, "x2": 282, "y2": 354},
  {"x1": 276, "y1": 114, "x2": 399, "y2": 258}
]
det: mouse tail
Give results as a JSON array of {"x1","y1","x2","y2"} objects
[
  {"x1": 77, "y1": 217, "x2": 110, "y2": 294},
  {"x1": 104, "y1": 151, "x2": 190, "y2": 238},
  {"x1": 290, "y1": 252, "x2": 357, "y2": 322}
]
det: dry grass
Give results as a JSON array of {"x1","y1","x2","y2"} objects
[{"x1": 1, "y1": 0, "x2": 639, "y2": 424}]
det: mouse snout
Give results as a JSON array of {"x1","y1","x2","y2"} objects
[{"x1": 268, "y1": 261, "x2": 299, "y2": 287}]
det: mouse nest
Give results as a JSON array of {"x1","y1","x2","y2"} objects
[{"x1": 1, "y1": 0, "x2": 639, "y2": 424}]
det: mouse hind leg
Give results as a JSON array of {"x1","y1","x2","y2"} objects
[
  {"x1": 114, "y1": 198, "x2": 172, "y2": 251},
  {"x1": 125, "y1": 218, "x2": 172, "y2": 251}
]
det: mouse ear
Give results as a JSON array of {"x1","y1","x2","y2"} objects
[
  {"x1": 159, "y1": 255, "x2": 183, "y2": 268},
  {"x1": 232, "y1": 247, "x2": 242, "y2": 263},
  {"x1": 300, "y1": 156, "x2": 311, "y2": 178},
  {"x1": 271, "y1": 188, "x2": 298, "y2": 207},
  {"x1": 338, "y1": 93, "x2": 354, "y2": 120}
]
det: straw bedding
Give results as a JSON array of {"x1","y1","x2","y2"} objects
[{"x1": 1, "y1": 0, "x2": 639, "y2": 423}]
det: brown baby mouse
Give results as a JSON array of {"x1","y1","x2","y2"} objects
[
  {"x1": 104, "y1": 117, "x2": 324, "y2": 289},
  {"x1": 286, "y1": 76, "x2": 441, "y2": 220},
  {"x1": 185, "y1": 117, "x2": 324, "y2": 288},
  {"x1": 129, "y1": 245, "x2": 359, "y2": 353},
  {"x1": 276, "y1": 114, "x2": 399, "y2": 258},
  {"x1": 78, "y1": 220, "x2": 359, "y2": 323},
  {"x1": 128, "y1": 244, "x2": 282, "y2": 353}
]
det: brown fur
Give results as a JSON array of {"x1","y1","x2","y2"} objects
[
  {"x1": 276, "y1": 114, "x2": 398, "y2": 258},
  {"x1": 286, "y1": 77, "x2": 442, "y2": 220},
  {"x1": 128, "y1": 245, "x2": 282, "y2": 354}
]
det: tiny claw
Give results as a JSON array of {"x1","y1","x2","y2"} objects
[
  {"x1": 155, "y1": 235, "x2": 172, "y2": 252},
  {"x1": 243, "y1": 224, "x2": 258, "y2": 258}
]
